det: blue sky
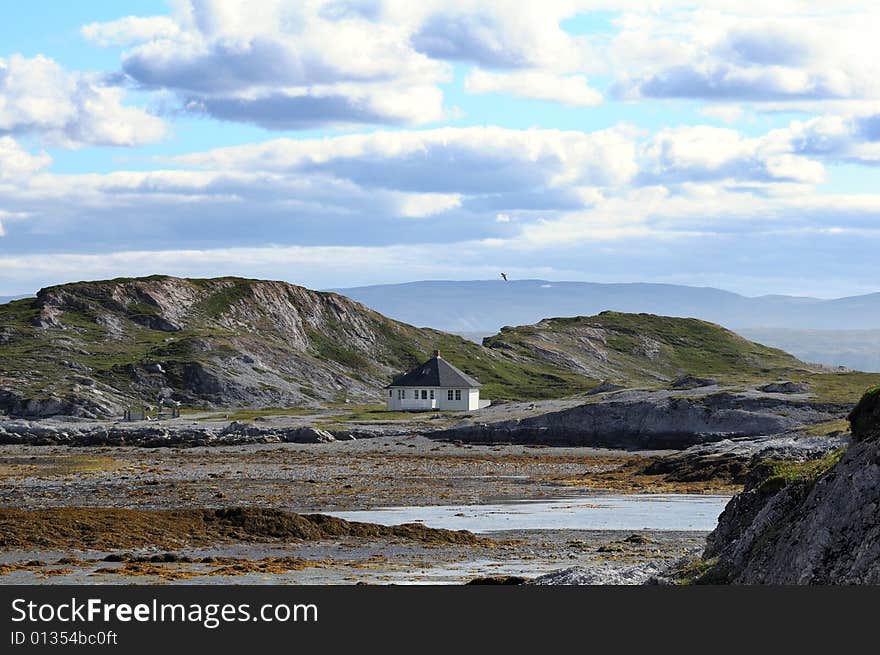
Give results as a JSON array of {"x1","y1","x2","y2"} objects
[{"x1": 2, "y1": 1, "x2": 880, "y2": 297}]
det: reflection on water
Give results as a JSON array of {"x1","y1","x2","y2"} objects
[{"x1": 328, "y1": 494, "x2": 731, "y2": 533}]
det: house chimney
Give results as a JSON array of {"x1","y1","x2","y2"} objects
[{"x1": 433, "y1": 349, "x2": 441, "y2": 358}]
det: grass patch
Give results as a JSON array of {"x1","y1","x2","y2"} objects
[
  {"x1": 801, "y1": 418, "x2": 850, "y2": 436},
  {"x1": 197, "y1": 407, "x2": 316, "y2": 422},
  {"x1": 331, "y1": 405, "x2": 461, "y2": 422},
  {"x1": 757, "y1": 449, "x2": 845, "y2": 494},
  {"x1": 306, "y1": 329, "x2": 371, "y2": 371},
  {"x1": 671, "y1": 557, "x2": 729, "y2": 585},
  {"x1": 807, "y1": 372, "x2": 880, "y2": 404},
  {"x1": 197, "y1": 279, "x2": 255, "y2": 318}
]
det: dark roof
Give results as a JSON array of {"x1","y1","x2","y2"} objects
[{"x1": 386, "y1": 353, "x2": 481, "y2": 388}]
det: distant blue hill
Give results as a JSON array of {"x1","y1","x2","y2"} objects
[
  {"x1": 332, "y1": 280, "x2": 880, "y2": 371},
  {"x1": 0, "y1": 295, "x2": 29, "y2": 304},
  {"x1": 333, "y1": 279, "x2": 880, "y2": 332}
]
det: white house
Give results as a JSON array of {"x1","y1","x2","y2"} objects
[{"x1": 385, "y1": 350, "x2": 488, "y2": 411}]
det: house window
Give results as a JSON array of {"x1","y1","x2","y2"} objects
[
  {"x1": 389, "y1": 390, "x2": 392, "y2": 397},
  {"x1": 421, "y1": 390, "x2": 428, "y2": 400},
  {"x1": 430, "y1": 390, "x2": 435, "y2": 400},
  {"x1": 397, "y1": 389, "x2": 405, "y2": 400},
  {"x1": 455, "y1": 389, "x2": 462, "y2": 401},
  {"x1": 447, "y1": 389, "x2": 454, "y2": 400}
]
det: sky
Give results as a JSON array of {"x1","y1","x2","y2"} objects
[{"x1": 2, "y1": 1, "x2": 880, "y2": 297}]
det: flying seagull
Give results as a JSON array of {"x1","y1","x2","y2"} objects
[{"x1": 500, "y1": 272, "x2": 508, "y2": 282}]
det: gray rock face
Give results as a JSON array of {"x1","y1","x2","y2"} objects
[
  {"x1": 670, "y1": 375, "x2": 717, "y2": 390},
  {"x1": 530, "y1": 563, "x2": 668, "y2": 585},
  {"x1": 759, "y1": 381, "x2": 810, "y2": 394},
  {"x1": 701, "y1": 390, "x2": 880, "y2": 584},
  {"x1": 0, "y1": 390, "x2": 121, "y2": 419},
  {"x1": 429, "y1": 391, "x2": 845, "y2": 449},
  {"x1": 645, "y1": 432, "x2": 849, "y2": 483},
  {"x1": 0, "y1": 420, "x2": 336, "y2": 447}
]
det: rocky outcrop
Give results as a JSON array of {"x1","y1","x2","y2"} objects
[
  {"x1": 0, "y1": 420, "x2": 342, "y2": 447},
  {"x1": 530, "y1": 563, "x2": 669, "y2": 585},
  {"x1": 428, "y1": 391, "x2": 845, "y2": 449},
  {"x1": 696, "y1": 386, "x2": 880, "y2": 584},
  {"x1": 644, "y1": 432, "x2": 849, "y2": 484},
  {"x1": 670, "y1": 375, "x2": 716, "y2": 390},
  {"x1": 759, "y1": 381, "x2": 810, "y2": 394}
]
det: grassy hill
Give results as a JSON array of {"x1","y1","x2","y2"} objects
[
  {"x1": 0, "y1": 276, "x2": 596, "y2": 417},
  {"x1": 484, "y1": 311, "x2": 820, "y2": 386}
]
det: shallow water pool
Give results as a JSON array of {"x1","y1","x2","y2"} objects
[{"x1": 328, "y1": 494, "x2": 731, "y2": 533}]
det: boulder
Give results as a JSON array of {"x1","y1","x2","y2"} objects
[{"x1": 758, "y1": 381, "x2": 809, "y2": 394}]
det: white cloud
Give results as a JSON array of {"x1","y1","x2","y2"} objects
[
  {"x1": 395, "y1": 192, "x2": 462, "y2": 217},
  {"x1": 612, "y1": 9, "x2": 880, "y2": 104},
  {"x1": 0, "y1": 137, "x2": 52, "y2": 182},
  {"x1": 465, "y1": 70, "x2": 602, "y2": 106},
  {"x1": 174, "y1": 125, "x2": 640, "y2": 191},
  {"x1": 640, "y1": 125, "x2": 825, "y2": 185},
  {"x1": 2, "y1": 118, "x2": 857, "y2": 257},
  {"x1": 410, "y1": 2, "x2": 595, "y2": 72},
  {"x1": 0, "y1": 55, "x2": 166, "y2": 148},
  {"x1": 770, "y1": 112, "x2": 880, "y2": 165},
  {"x1": 100, "y1": 0, "x2": 449, "y2": 128},
  {"x1": 81, "y1": 16, "x2": 181, "y2": 46}
]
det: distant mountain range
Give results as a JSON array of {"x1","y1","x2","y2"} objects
[
  {"x1": 0, "y1": 295, "x2": 28, "y2": 304},
  {"x1": 334, "y1": 280, "x2": 880, "y2": 371},
  {"x1": 333, "y1": 280, "x2": 880, "y2": 331}
]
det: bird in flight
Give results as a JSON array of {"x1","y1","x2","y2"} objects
[{"x1": 500, "y1": 272, "x2": 508, "y2": 282}]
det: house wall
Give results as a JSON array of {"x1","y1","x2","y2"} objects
[{"x1": 386, "y1": 387, "x2": 481, "y2": 411}]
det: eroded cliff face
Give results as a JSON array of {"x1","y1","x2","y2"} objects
[
  {"x1": 428, "y1": 390, "x2": 844, "y2": 449},
  {"x1": 2, "y1": 275, "x2": 587, "y2": 418},
  {"x1": 698, "y1": 387, "x2": 880, "y2": 584}
]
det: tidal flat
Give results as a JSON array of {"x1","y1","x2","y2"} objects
[{"x1": 0, "y1": 436, "x2": 727, "y2": 584}]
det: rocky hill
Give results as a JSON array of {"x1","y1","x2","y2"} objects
[
  {"x1": 2, "y1": 276, "x2": 869, "y2": 421},
  {"x1": 0, "y1": 276, "x2": 596, "y2": 418},
  {"x1": 688, "y1": 386, "x2": 880, "y2": 584},
  {"x1": 483, "y1": 312, "x2": 820, "y2": 386}
]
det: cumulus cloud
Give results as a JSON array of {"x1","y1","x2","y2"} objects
[
  {"x1": 0, "y1": 137, "x2": 51, "y2": 182},
  {"x1": 640, "y1": 125, "x2": 825, "y2": 185},
  {"x1": 0, "y1": 118, "x2": 858, "y2": 261},
  {"x1": 465, "y1": 70, "x2": 602, "y2": 106},
  {"x1": 174, "y1": 125, "x2": 640, "y2": 192},
  {"x1": 102, "y1": 0, "x2": 448, "y2": 128},
  {"x1": 613, "y1": 10, "x2": 880, "y2": 104},
  {"x1": 0, "y1": 55, "x2": 166, "y2": 148},
  {"x1": 410, "y1": 3, "x2": 593, "y2": 71},
  {"x1": 81, "y1": 16, "x2": 181, "y2": 46},
  {"x1": 771, "y1": 113, "x2": 880, "y2": 165},
  {"x1": 184, "y1": 83, "x2": 445, "y2": 129},
  {"x1": 79, "y1": 1, "x2": 615, "y2": 125}
]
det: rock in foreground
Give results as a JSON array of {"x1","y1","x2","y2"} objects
[{"x1": 694, "y1": 386, "x2": 880, "y2": 584}]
